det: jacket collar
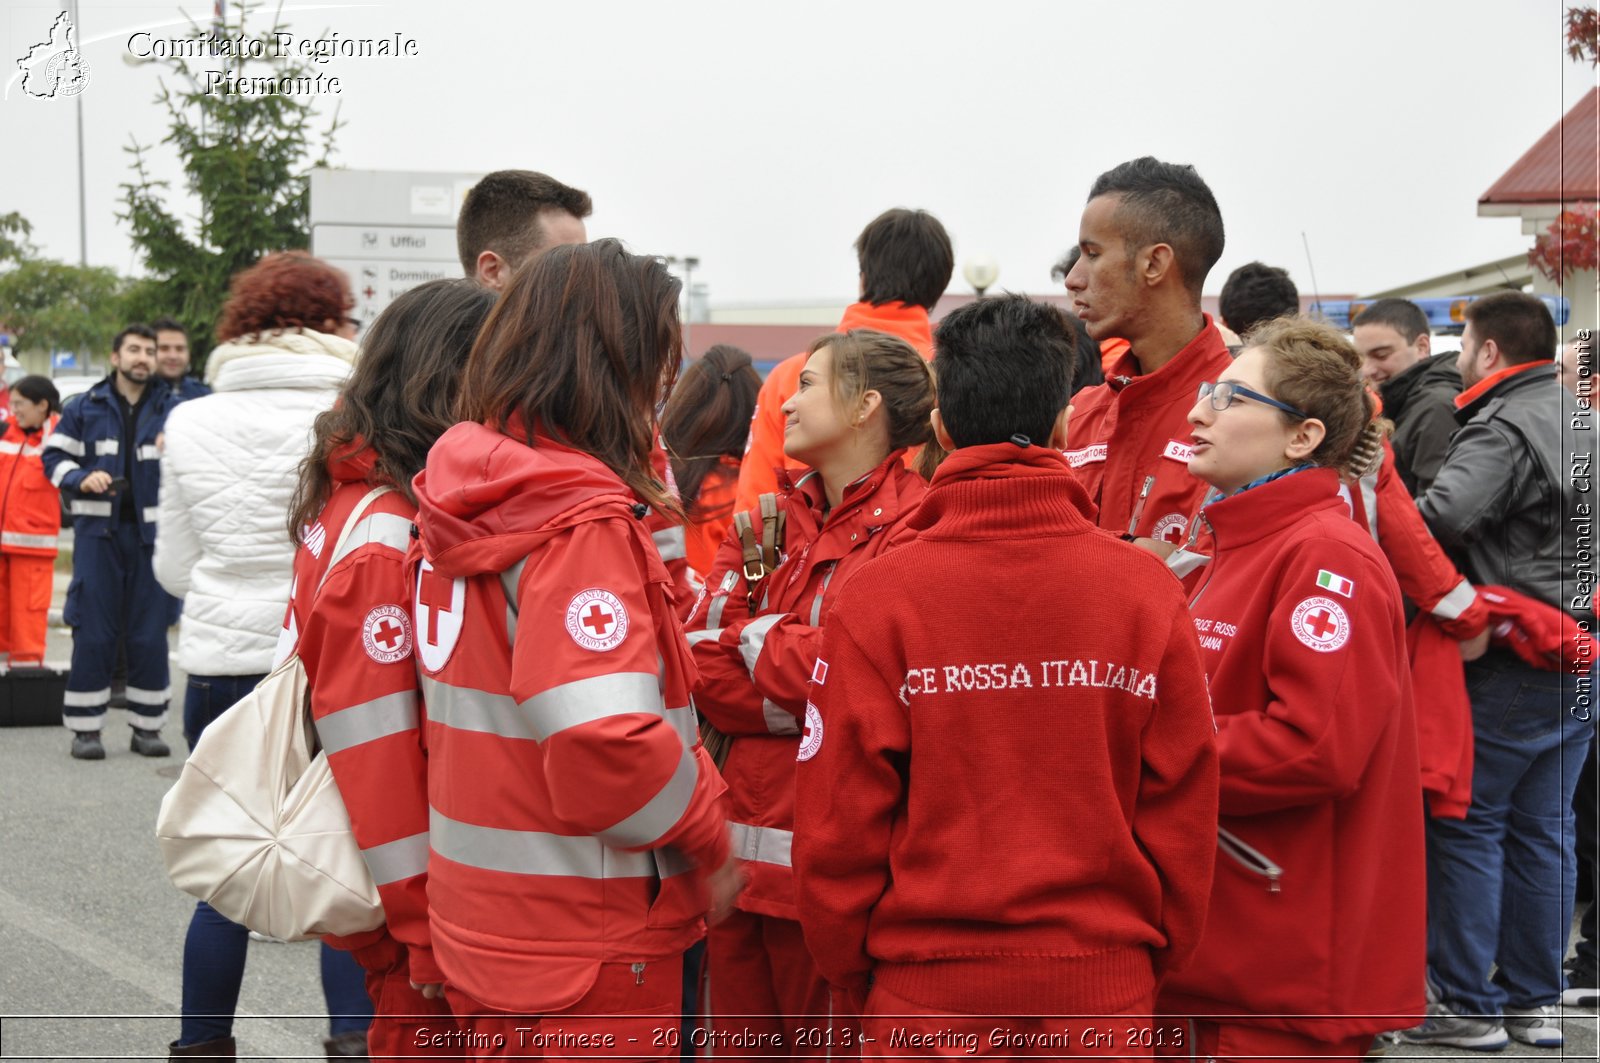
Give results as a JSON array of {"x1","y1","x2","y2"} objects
[
  {"x1": 1202, "y1": 465, "x2": 1347, "y2": 549},
  {"x1": 780, "y1": 449, "x2": 921, "y2": 559},
  {"x1": 910, "y1": 443, "x2": 1098, "y2": 540},
  {"x1": 1105, "y1": 314, "x2": 1229, "y2": 402},
  {"x1": 1455, "y1": 359, "x2": 1554, "y2": 415},
  {"x1": 836, "y1": 301, "x2": 934, "y2": 355}
]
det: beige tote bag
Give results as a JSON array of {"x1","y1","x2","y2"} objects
[{"x1": 155, "y1": 487, "x2": 392, "y2": 941}]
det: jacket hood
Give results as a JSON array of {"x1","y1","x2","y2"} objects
[
  {"x1": 328, "y1": 438, "x2": 379, "y2": 486},
  {"x1": 414, "y1": 422, "x2": 638, "y2": 578},
  {"x1": 205, "y1": 328, "x2": 357, "y2": 390},
  {"x1": 1380, "y1": 352, "x2": 1460, "y2": 420}
]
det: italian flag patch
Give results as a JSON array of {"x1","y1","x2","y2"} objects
[{"x1": 1316, "y1": 570, "x2": 1354, "y2": 598}]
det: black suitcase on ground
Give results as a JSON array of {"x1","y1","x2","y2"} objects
[{"x1": 0, "y1": 663, "x2": 69, "y2": 727}]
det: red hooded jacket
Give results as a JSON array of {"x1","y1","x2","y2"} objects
[
  {"x1": 1158, "y1": 467, "x2": 1426, "y2": 1041},
  {"x1": 683, "y1": 451, "x2": 926, "y2": 921},
  {"x1": 410, "y1": 422, "x2": 729, "y2": 1013},
  {"x1": 0, "y1": 415, "x2": 61, "y2": 557}
]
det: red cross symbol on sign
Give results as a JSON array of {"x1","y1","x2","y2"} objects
[
  {"x1": 418, "y1": 566, "x2": 456, "y2": 643},
  {"x1": 1304, "y1": 609, "x2": 1339, "y2": 640},
  {"x1": 581, "y1": 603, "x2": 615, "y2": 636},
  {"x1": 371, "y1": 617, "x2": 405, "y2": 651},
  {"x1": 362, "y1": 285, "x2": 376, "y2": 300}
]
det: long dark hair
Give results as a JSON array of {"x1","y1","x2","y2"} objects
[
  {"x1": 661, "y1": 344, "x2": 759, "y2": 513},
  {"x1": 456, "y1": 239, "x2": 683, "y2": 513},
  {"x1": 287, "y1": 278, "x2": 496, "y2": 539}
]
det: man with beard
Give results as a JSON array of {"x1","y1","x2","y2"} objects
[{"x1": 42, "y1": 326, "x2": 176, "y2": 760}]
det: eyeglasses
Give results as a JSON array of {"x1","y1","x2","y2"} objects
[{"x1": 1197, "y1": 380, "x2": 1308, "y2": 419}]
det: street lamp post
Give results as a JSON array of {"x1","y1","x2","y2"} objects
[{"x1": 963, "y1": 255, "x2": 1000, "y2": 299}]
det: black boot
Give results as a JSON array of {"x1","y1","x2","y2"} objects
[
  {"x1": 131, "y1": 728, "x2": 171, "y2": 757},
  {"x1": 168, "y1": 1036, "x2": 236, "y2": 1059},
  {"x1": 323, "y1": 1030, "x2": 368, "y2": 1058},
  {"x1": 70, "y1": 731, "x2": 105, "y2": 760}
]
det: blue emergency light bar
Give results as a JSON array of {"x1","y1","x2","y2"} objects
[{"x1": 1309, "y1": 295, "x2": 1570, "y2": 332}]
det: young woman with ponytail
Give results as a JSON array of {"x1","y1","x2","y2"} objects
[
  {"x1": 682, "y1": 327, "x2": 936, "y2": 1048},
  {"x1": 1156, "y1": 317, "x2": 1426, "y2": 1061}
]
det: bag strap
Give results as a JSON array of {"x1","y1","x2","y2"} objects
[
  {"x1": 316, "y1": 485, "x2": 395, "y2": 594},
  {"x1": 734, "y1": 493, "x2": 785, "y2": 583}
]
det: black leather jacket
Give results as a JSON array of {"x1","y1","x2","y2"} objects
[{"x1": 1418, "y1": 363, "x2": 1594, "y2": 622}]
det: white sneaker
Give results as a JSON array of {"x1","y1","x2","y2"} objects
[{"x1": 1503, "y1": 1004, "x2": 1562, "y2": 1047}]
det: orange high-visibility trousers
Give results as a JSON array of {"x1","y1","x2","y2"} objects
[{"x1": 0, "y1": 553, "x2": 54, "y2": 663}]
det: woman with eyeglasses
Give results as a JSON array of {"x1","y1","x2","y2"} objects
[{"x1": 1154, "y1": 317, "x2": 1425, "y2": 1062}]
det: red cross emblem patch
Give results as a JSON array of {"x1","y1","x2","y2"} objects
[
  {"x1": 566, "y1": 588, "x2": 630, "y2": 652},
  {"x1": 362, "y1": 604, "x2": 414, "y2": 664},
  {"x1": 796, "y1": 702, "x2": 824, "y2": 762},
  {"x1": 1290, "y1": 595, "x2": 1350, "y2": 653}
]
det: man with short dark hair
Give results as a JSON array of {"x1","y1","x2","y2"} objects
[
  {"x1": 794, "y1": 293, "x2": 1217, "y2": 1037},
  {"x1": 736, "y1": 208, "x2": 953, "y2": 511},
  {"x1": 42, "y1": 326, "x2": 176, "y2": 760},
  {"x1": 1353, "y1": 298, "x2": 1460, "y2": 495},
  {"x1": 1217, "y1": 261, "x2": 1297, "y2": 338},
  {"x1": 151, "y1": 317, "x2": 209, "y2": 403},
  {"x1": 1062, "y1": 156, "x2": 1231, "y2": 548},
  {"x1": 1403, "y1": 292, "x2": 1592, "y2": 1050},
  {"x1": 456, "y1": 170, "x2": 592, "y2": 290}
]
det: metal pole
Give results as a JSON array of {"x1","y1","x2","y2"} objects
[{"x1": 69, "y1": 0, "x2": 86, "y2": 266}]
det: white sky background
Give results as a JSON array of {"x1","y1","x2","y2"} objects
[{"x1": 4, "y1": 0, "x2": 1597, "y2": 305}]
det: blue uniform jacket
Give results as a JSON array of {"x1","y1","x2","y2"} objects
[
  {"x1": 168, "y1": 375, "x2": 212, "y2": 403},
  {"x1": 42, "y1": 376, "x2": 173, "y2": 545}
]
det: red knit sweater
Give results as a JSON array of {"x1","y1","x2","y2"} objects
[{"x1": 793, "y1": 444, "x2": 1219, "y2": 1014}]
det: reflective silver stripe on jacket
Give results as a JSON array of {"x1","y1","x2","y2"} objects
[
  {"x1": 808, "y1": 564, "x2": 836, "y2": 626},
  {"x1": 0, "y1": 441, "x2": 19, "y2": 455},
  {"x1": 595, "y1": 745, "x2": 697, "y2": 849},
  {"x1": 136, "y1": 444, "x2": 161, "y2": 461},
  {"x1": 1432, "y1": 579, "x2": 1478, "y2": 622},
  {"x1": 763, "y1": 700, "x2": 799, "y2": 735},
  {"x1": 520, "y1": 671, "x2": 662, "y2": 740},
  {"x1": 45, "y1": 433, "x2": 84, "y2": 457},
  {"x1": 63, "y1": 687, "x2": 112, "y2": 707},
  {"x1": 686, "y1": 627, "x2": 722, "y2": 648},
  {"x1": 728, "y1": 822, "x2": 793, "y2": 868},
  {"x1": 422, "y1": 676, "x2": 537, "y2": 741},
  {"x1": 361, "y1": 831, "x2": 430, "y2": 886},
  {"x1": 94, "y1": 438, "x2": 119, "y2": 457},
  {"x1": 315, "y1": 690, "x2": 419, "y2": 755},
  {"x1": 70, "y1": 500, "x2": 111, "y2": 518},
  {"x1": 652, "y1": 524, "x2": 686, "y2": 562},
  {"x1": 1, "y1": 532, "x2": 57, "y2": 550},
  {"x1": 738, "y1": 613, "x2": 784, "y2": 677},
  {"x1": 50, "y1": 460, "x2": 79, "y2": 487},
  {"x1": 431, "y1": 808, "x2": 670, "y2": 879},
  {"x1": 1359, "y1": 471, "x2": 1379, "y2": 543},
  {"x1": 329, "y1": 512, "x2": 414, "y2": 569},
  {"x1": 142, "y1": 506, "x2": 160, "y2": 524}
]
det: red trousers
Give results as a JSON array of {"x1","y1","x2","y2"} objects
[
  {"x1": 364, "y1": 955, "x2": 458, "y2": 1059},
  {"x1": 0, "y1": 553, "x2": 52, "y2": 663},
  {"x1": 861, "y1": 982, "x2": 1156, "y2": 1062},
  {"x1": 1155, "y1": 1020, "x2": 1372, "y2": 1063},
  {"x1": 442, "y1": 956, "x2": 683, "y2": 1061},
  {"x1": 705, "y1": 909, "x2": 844, "y2": 1059}
]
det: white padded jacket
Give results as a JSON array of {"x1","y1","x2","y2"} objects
[{"x1": 154, "y1": 329, "x2": 356, "y2": 675}]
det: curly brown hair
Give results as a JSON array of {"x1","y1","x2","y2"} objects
[
  {"x1": 215, "y1": 252, "x2": 353, "y2": 342},
  {"x1": 1248, "y1": 316, "x2": 1383, "y2": 478}
]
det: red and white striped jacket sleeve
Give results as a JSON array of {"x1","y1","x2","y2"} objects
[
  {"x1": 510, "y1": 517, "x2": 729, "y2": 871},
  {"x1": 297, "y1": 507, "x2": 440, "y2": 983}
]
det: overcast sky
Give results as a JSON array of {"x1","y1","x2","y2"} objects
[{"x1": 5, "y1": 0, "x2": 1596, "y2": 306}]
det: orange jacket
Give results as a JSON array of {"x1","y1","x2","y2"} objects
[
  {"x1": 0, "y1": 416, "x2": 61, "y2": 557},
  {"x1": 735, "y1": 301, "x2": 934, "y2": 515},
  {"x1": 685, "y1": 452, "x2": 926, "y2": 922},
  {"x1": 684, "y1": 456, "x2": 741, "y2": 580}
]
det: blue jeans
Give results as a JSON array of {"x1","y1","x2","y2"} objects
[
  {"x1": 1425, "y1": 650, "x2": 1594, "y2": 1014},
  {"x1": 176, "y1": 673, "x2": 373, "y2": 1045}
]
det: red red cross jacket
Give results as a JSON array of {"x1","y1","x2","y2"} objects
[
  {"x1": 0, "y1": 415, "x2": 61, "y2": 557},
  {"x1": 1064, "y1": 316, "x2": 1232, "y2": 542},
  {"x1": 410, "y1": 420, "x2": 729, "y2": 1013},
  {"x1": 1158, "y1": 466, "x2": 1426, "y2": 1042},
  {"x1": 683, "y1": 451, "x2": 926, "y2": 921},
  {"x1": 281, "y1": 448, "x2": 437, "y2": 981},
  {"x1": 793, "y1": 444, "x2": 1219, "y2": 1015}
]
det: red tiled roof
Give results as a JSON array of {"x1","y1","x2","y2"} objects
[{"x1": 1480, "y1": 87, "x2": 1599, "y2": 206}]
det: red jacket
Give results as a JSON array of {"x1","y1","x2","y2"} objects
[
  {"x1": 1480, "y1": 584, "x2": 1598, "y2": 674},
  {"x1": 684, "y1": 456, "x2": 741, "y2": 580},
  {"x1": 736, "y1": 301, "x2": 934, "y2": 514},
  {"x1": 411, "y1": 421, "x2": 729, "y2": 1013},
  {"x1": 281, "y1": 449, "x2": 438, "y2": 981},
  {"x1": 684, "y1": 451, "x2": 926, "y2": 922},
  {"x1": 1159, "y1": 467, "x2": 1426, "y2": 1041},
  {"x1": 1064, "y1": 316, "x2": 1232, "y2": 541},
  {"x1": 0, "y1": 416, "x2": 61, "y2": 557},
  {"x1": 1407, "y1": 615, "x2": 1474, "y2": 819},
  {"x1": 793, "y1": 444, "x2": 1219, "y2": 1014}
]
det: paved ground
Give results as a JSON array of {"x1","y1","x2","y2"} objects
[{"x1": 0, "y1": 550, "x2": 1595, "y2": 1060}]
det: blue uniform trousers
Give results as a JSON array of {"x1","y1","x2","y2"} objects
[{"x1": 62, "y1": 519, "x2": 170, "y2": 732}]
